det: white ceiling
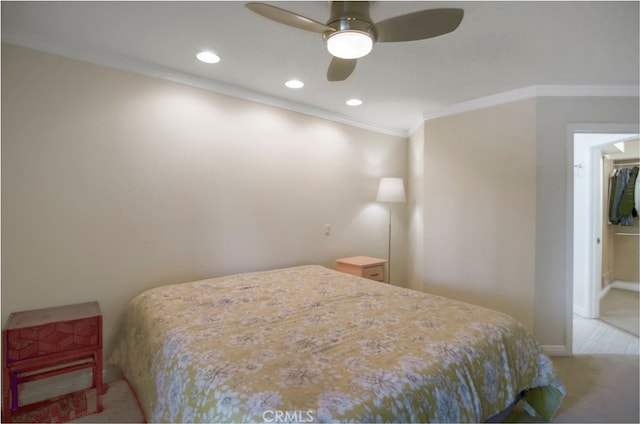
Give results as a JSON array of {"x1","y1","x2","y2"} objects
[{"x1": 2, "y1": 1, "x2": 639, "y2": 136}]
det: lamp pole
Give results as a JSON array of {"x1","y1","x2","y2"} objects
[
  {"x1": 387, "y1": 203, "x2": 392, "y2": 284},
  {"x1": 376, "y1": 177, "x2": 406, "y2": 285}
]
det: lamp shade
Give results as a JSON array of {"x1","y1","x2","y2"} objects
[{"x1": 376, "y1": 177, "x2": 406, "y2": 203}]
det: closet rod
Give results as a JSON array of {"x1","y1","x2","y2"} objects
[
  {"x1": 613, "y1": 161, "x2": 640, "y2": 167},
  {"x1": 614, "y1": 233, "x2": 640, "y2": 236}
]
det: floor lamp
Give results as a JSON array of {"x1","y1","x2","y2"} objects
[{"x1": 376, "y1": 177, "x2": 406, "y2": 284}]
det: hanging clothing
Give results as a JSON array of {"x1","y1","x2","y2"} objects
[
  {"x1": 609, "y1": 168, "x2": 629, "y2": 224},
  {"x1": 619, "y1": 166, "x2": 639, "y2": 225},
  {"x1": 608, "y1": 169, "x2": 621, "y2": 224},
  {"x1": 609, "y1": 166, "x2": 639, "y2": 226}
]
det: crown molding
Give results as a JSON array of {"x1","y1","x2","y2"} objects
[
  {"x1": 1, "y1": 34, "x2": 408, "y2": 138},
  {"x1": 407, "y1": 118, "x2": 425, "y2": 138},
  {"x1": 423, "y1": 84, "x2": 640, "y2": 122},
  {"x1": 535, "y1": 84, "x2": 640, "y2": 97}
]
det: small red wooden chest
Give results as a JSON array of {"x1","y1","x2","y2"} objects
[{"x1": 2, "y1": 301, "x2": 103, "y2": 422}]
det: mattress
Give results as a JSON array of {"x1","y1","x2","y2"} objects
[{"x1": 109, "y1": 265, "x2": 564, "y2": 422}]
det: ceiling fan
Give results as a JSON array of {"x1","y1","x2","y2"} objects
[{"x1": 245, "y1": 1, "x2": 463, "y2": 82}]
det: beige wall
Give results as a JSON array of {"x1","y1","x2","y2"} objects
[
  {"x1": 409, "y1": 100, "x2": 537, "y2": 331},
  {"x1": 613, "y1": 220, "x2": 640, "y2": 282},
  {"x1": 409, "y1": 96, "x2": 639, "y2": 350},
  {"x1": 1, "y1": 44, "x2": 407, "y2": 356}
]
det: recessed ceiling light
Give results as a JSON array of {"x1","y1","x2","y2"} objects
[
  {"x1": 196, "y1": 51, "x2": 220, "y2": 64},
  {"x1": 346, "y1": 98, "x2": 363, "y2": 106},
  {"x1": 285, "y1": 79, "x2": 304, "y2": 89}
]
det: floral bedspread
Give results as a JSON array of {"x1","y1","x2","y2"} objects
[{"x1": 109, "y1": 265, "x2": 564, "y2": 422}]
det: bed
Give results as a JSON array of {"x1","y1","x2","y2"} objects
[{"x1": 109, "y1": 265, "x2": 564, "y2": 422}]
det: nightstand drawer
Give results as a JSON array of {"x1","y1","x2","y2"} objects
[
  {"x1": 362, "y1": 266, "x2": 385, "y2": 281},
  {"x1": 335, "y1": 256, "x2": 387, "y2": 283},
  {"x1": 6, "y1": 316, "x2": 99, "y2": 362}
]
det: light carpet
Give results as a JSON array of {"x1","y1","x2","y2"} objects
[
  {"x1": 68, "y1": 380, "x2": 144, "y2": 423},
  {"x1": 550, "y1": 354, "x2": 639, "y2": 423}
]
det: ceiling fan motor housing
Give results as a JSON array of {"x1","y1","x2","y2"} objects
[{"x1": 323, "y1": 1, "x2": 376, "y2": 42}]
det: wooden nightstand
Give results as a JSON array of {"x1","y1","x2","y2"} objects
[
  {"x1": 336, "y1": 256, "x2": 388, "y2": 283},
  {"x1": 2, "y1": 301, "x2": 103, "y2": 422}
]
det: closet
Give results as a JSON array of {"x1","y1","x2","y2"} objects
[
  {"x1": 600, "y1": 157, "x2": 639, "y2": 336},
  {"x1": 604, "y1": 159, "x2": 639, "y2": 283}
]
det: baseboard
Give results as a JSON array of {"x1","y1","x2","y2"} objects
[
  {"x1": 542, "y1": 344, "x2": 572, "y2": 356},
  {"x1": 598, "y1": 280, "x2": 639, "y2": 301},
  {"x1": 19, "y1": 365, "x2": 123, "y2": 407},
  {"x1": 610, "y1": 280, "x2": 640, "y2": 292}
]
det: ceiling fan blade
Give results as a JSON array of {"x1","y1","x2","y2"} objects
[
  {"x1": 245, "y1": 2, "x2": 334, "y2": 34},
  {"x1": 374, "y1": 8, "x2": 463, "y2": 42},
  {"x1": 327, "y1": 57, "x2": 357, "y2": 81}
]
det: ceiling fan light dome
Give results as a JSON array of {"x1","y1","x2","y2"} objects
[{"x1": 327, "y1": 31, "x2": 373, "y2": 59}]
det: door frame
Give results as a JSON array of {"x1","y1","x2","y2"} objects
[{"x1": 566, "y1": 123, "x2": 639, "y2": 354}]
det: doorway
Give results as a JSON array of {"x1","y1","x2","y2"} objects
[{"x1": 571, "y1": 127, "x2": 639, "y2": 354}]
